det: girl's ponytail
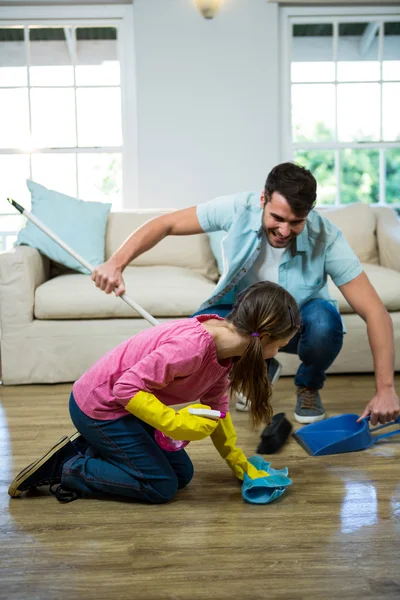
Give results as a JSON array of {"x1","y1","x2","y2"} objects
[{"x1": 226, "y1": 281, "x2": 300, "y2": 427}]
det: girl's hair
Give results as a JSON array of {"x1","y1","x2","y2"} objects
[{"x1": 226, "y1": 281, "x2": 301, "y2": 427}]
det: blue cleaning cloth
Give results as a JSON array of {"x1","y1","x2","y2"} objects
[{"x1": 242, "y1": 455, "x2": 292, "y2": 505}]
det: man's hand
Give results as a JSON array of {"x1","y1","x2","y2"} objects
[
  {"x1": 91, "y1": 259, "x2": 126, "y2": 296},
  {"x1": 357, "y1": 387, "x2": 400, "y2": 425}
]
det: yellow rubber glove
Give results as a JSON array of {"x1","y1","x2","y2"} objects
[
  {"x1": 126, "y1": 392, "x2": 219, "y2": 441},
  {"x1": 211, "y1": 412, "x2": 270, "y2": 481}
]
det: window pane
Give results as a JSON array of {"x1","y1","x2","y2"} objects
[
  {"x1": 31, "y1": 88, "x2": 76, "y2": 147},
  {"x1": 295, "y1": 150, "x2": 336, "y2": 205},
  {"x1": 0, "y1": 217, "x2": 22, "y2": 250},
  {"x1": 0, "y1": 89, "x2": 30, "y2": 148},
  {"x1": 0, "y1": 27, "x2": 27, "y2": 87},
  {"x1": 291, "y1": 62, "x2": 335, "y2": 84},
  {"x1": 383, "y1": 22, "x2": 400, "y2": 81},
  {"x1": 291, "y1": 23, "x2": 334, "y2": 83},
  {"x1": 337, "y1": 83, "x2": 380, "y2": 142},
  {"x1": 75, "y1": 27, "x2": 120, "y2": 86},
  {"x1": 5, "y1": 234, "x2": 18, "y2": 251},
  {"x1": 0, "y1": 155, "x2": 31, "y2": 211},
  {"x1": 76, "y1": 88, "x2": 122, "y2": 146},
  {"x1": 0, "y1": 214, "x2": 25, "y2": 231},
  {"x1": 31, "y1": 154, "x2": 77, "y2": 197},
  {"x1": 292, "y1": 84, "x2": 335, "y2": 142},
  {"x1": 386, "y1": 149, "x2": 400, "y2": 204},
  {"x1": 341, "y1": 149, "x2": 379, "y2": 204},
  {"x1": 338, "y1": 22, "x2": 380, "y2": 82},
  {"x1": 78, "y1": 153, "x2": 122, "y2": 208},
  {"x1": 29, "y1": 26, "x2": 73, "y2": 86},
  {"x1": 382, "y1": 83, "x2": 400, "y2": 142}
]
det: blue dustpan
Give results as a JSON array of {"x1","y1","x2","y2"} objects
[{"x1": 293, "y1": 414, "x2": 400, "y2": 456}]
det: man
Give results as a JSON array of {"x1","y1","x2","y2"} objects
[{"x1": 92, "y1": 162, "x2": 399, "y2": 426}]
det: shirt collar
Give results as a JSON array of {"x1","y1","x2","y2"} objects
[{"x1": 294, "y1": 223, "x2": 310, "y2": 253}]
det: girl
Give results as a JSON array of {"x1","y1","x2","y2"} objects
[{"x1": 9, "y1": 281, "x2": 300, "y2": 504}]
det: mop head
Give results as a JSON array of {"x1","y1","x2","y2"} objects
[
  {"x1": 242, "y1": 455, "x2": 292, "y2": 505},
  {"x1": 257, "y1": 412, "x2": 292, "y2": 454}
]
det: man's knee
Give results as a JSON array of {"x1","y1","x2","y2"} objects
[{"x1": 301, "y1": 299, "x2": 343, "y2": 343}]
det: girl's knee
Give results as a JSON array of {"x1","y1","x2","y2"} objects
[
  {"x1": 147, "y1": 475, "x2": 180, "y2": 504},
  {"x1": 148, "y1": 462, "x2": 194, "y2": 501},
  {"x1": 177, "y1": 462, "x2": 194, "y2": 490}
]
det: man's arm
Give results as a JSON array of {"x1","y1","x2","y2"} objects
[
  {"x1": 92, "y1": 207, "x2": 202, "y2": 295},
  {"x1": 339, "y1": 272, "x2": 399, "y2": 425}
]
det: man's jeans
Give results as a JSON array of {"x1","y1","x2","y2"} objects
[
  {"x1": 193, "y1": 298, "x2": 344, "y2": 389},
  {"x1": 62, "y1": 393, "x2": 194, "y2": 503}
]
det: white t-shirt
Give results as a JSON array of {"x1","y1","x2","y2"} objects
[{"x1": 239, "y1": 235, "x2": 286, "y2": 291}]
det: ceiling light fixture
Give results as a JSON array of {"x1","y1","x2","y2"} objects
[{"x1": 194, "y1": 0, "x2": 224, "y2": 20}]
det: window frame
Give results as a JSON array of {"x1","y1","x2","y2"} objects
[
  {"x1": 0, "y1": 4, "x2": 138, "y2": 220},
  {"x1": 280, "y1": 4, "x2": 400, "y2": 207}
]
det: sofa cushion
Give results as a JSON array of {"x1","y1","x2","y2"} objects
[
  {"x1": 328, "y1": 263, "x2": 400, "y2": 313},
  {"x1": 16, "y1": 179, "x2": 111, "y2": 274},
  {"x1": 105, "y1": 211, "x2": 219, "y2": 281},
  {"x1": 34, "y1": 265, "x2": 217, "y2": 319},
  {"x1": 319, "y1": 203, "x2": 378, "y2": 264}
]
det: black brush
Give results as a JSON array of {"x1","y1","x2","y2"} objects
[{"x1": 257, "y1": 412, "x2": 292, "y2": 454}]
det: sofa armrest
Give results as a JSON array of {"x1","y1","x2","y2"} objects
[
  {"x1": 373, "y1": 207, "x2": 400, "y2": 273},
  {"x1": 0, "y1": 245, "x2": 50, "y2": 330}
]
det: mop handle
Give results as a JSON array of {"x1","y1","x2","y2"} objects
[{"x1": 7, "y1": 198, "x2": 160, "y2": 327}]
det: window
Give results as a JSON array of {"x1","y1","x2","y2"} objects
[
  {"x1": 0, "y1": 5, "x2": 136, "y2": 251},
  {"x1": 281, "y1": 7, "x2": 400, "y2": 207}
]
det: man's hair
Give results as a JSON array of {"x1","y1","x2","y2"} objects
[
  {"x1": 264, "y1": 162, "x2": 317, "y2": 216},
  {"x1": 226, "y1": 281, "x2": 301, "y2": 427}
]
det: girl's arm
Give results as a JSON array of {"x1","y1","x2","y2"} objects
[
  {"x1": 112, "y1": 338, "x2": 220, "y2": 440},
  {"x1": 126, "y1": 393, "x2": 219, "y2": 441},
  {"x1": 112, "y1": 337, "x2": 202, "y2": 404},
  {"x1": 211, "y1": 413, "x2": 270, "y2": 480}
]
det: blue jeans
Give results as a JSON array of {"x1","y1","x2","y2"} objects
[
  {"x1": 62, "y1": 393, "x2": 194, "y2": 503},
  {"x1": 193, "y1": 298, "x2": 343, "y2": 389}
]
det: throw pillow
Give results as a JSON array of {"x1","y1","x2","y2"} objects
[{"x1": 16, "y1": 180, "x2": 111, "y2": 274}]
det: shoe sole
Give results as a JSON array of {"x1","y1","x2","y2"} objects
[
  {"x1": 294, "y1": 412, "x2": 326, "y2": 424},
  {"x1": 235, "y1": 361, "x2": 282, "y2": 412},
  {"x1": 8, "y1": 436, "x2": 71, "y2": 498},
  {"x1": 235, "y1": 399, "x2": 250, "y2": 412}
]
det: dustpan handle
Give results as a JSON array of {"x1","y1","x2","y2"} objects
[
  {"x1": 7, "y1": 198, "x2": 160, "y2": 327},
  {"x1": 367, "y1": 415, "x2": 400, "y2": 444}
]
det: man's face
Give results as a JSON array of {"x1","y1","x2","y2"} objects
[{"x1": 261, "y1": 191, "x2": 308, "y2": 248}]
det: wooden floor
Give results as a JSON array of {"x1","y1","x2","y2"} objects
[{"x1": 1, "y1": 375, "x2": 400, "y2": 600}]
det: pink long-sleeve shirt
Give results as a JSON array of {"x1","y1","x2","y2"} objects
[{"x1": 72, "y1": 315, "x2": 232, "y2": 420}]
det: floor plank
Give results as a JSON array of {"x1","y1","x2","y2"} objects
[{"x1": 1, "y1": 374, "x2": 400, "y2": 600}]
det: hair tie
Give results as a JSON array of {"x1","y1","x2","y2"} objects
[{"x1": 252, "y1": 333, "x2": 260, "y2": 337}]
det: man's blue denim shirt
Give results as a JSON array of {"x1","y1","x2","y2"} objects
[{"x1": 196, "y1": 192, "x2": 363, "y2": 317}]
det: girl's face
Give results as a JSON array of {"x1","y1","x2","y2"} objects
[{"x1": 260, "y1": 334, "x2": 294, "y2": 360}]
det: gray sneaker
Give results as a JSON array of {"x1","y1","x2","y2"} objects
[
  {"x1": 235, "y1": 357, "x2": 282, "y2": 412},
  {"x1": 294, "y1": 387, "x2": 326, "y2": 424}
]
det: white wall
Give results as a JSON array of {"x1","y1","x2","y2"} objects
[
  {"x1": 132, "y1": 0, "x2": 280, "y2": 209},
  {"x1": 0, "y1": 0, "x2": 280, "y2": 210}
]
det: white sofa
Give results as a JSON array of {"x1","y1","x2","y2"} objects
[{"x1": 1, "y1": 204, "x2": 400, "y2": 385}]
